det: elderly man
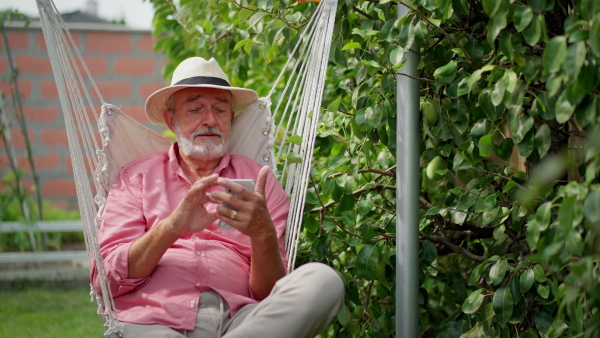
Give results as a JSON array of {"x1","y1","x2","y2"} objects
[{"x1": 92, "y1": 57, "x2": 343, "y2": 337}]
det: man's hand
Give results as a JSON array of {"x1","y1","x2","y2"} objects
[
  {"x1": 164, "y1": 174, "x2": 220, "y2": 239},
  {"x1": 211, "y1": 166, "x2": 276, "y2": 240},
  {"x1": 128, "y1": 174, "x2": 219, "y2": 279},
  {"x1": 211, "y1": 166, "x2": 286, "y2": 299}
]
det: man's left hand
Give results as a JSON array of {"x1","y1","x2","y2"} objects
[{"x1": 211, "y1": 166, "x2": 276, "y2": 240}]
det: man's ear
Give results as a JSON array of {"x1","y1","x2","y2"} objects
[{"x1": 164, "y1": 110, "x2": 175, "y2": 132}]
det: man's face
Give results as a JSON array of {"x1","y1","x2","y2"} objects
[{"x1": 165, "y1": 87, "x2": 234, "y2": 161}]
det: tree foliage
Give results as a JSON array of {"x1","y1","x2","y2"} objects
[{"x1": 147, "y1": 0, "x2": 600, "y2": 336}]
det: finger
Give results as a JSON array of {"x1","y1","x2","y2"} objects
[
  {"x1": 216, "y1": 203, "x2": 241, "y2": 223},
  {"x1": 255, "y1": 166, "x2": 270, "y2": 196},
  {"x1": 210, "y1": 190, "x2": 245, "y2": 211},
  {"x1": 217, "y1": 178, "x2": 254, "y2": 200}
]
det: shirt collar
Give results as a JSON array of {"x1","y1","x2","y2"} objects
[{"x1": 168, "y1": 142, "x2": 231, "y2": 179}]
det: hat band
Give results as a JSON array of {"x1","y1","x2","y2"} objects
[{"x1": 174, "y1": 76, "x2": 230, "y2": 87}]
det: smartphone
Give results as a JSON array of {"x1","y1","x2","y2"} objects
[{"x1": 219, "y1": 179, "x2": 256, "y2": 230}]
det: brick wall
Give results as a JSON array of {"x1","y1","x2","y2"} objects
[{"x1": 0, "y1": 23, "x2": 168, "y2": 210}]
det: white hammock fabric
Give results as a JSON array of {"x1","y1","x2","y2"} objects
[{"x1": 36, "y1": 0, "x2": 338, "y2": 336}]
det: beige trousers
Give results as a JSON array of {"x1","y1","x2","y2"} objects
[{"x1": 117, "y1": 262, "x2": 344, "y2": 338}]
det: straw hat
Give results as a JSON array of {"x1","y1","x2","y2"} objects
[{"x1": 145, "y1": 57, "x2": 258, "y2": 125}]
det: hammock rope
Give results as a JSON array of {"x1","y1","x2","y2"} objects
[{"x1": 36, "y1": 0, "x2": 338, "y2": 335}]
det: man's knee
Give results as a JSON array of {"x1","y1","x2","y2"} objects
[{"x1": 292, "y1": 262, "x2": 344, "y2": 307}]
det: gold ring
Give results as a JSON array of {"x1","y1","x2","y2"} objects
[{"x1": 231, "y1": 210, "x2": 236, "y2": 220}]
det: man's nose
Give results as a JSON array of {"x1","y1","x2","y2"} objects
[{"x1": 202, "y1": 110, "x2": 218, "y2": 126}]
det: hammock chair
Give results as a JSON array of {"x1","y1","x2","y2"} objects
[{"x1": 36, "y1": 0, "x2": 338, "y2": 335}]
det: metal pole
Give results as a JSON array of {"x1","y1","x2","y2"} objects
[{"x1": 396, "y1": 3, "x2": 420, "y2": 337}]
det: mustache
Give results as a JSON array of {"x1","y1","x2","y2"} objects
[{"x1": 191, "y1": 127, "x2": 224, "y2": 139}]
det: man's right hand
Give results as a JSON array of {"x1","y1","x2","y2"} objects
[
  {"x1": 163, "y1": 174, "x2": 220, "y2": 239},
  {"x1": 128, "y1": 174, "x2": 219, "y2": 279}
]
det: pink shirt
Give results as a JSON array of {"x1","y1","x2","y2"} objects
[{"x1": 91, "y1": 143, "x2": 290, "y2": 330}]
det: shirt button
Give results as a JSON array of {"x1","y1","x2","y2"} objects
[
  {"x1": 196, "y1": 251, "x2": 202, "y2": 256},
  {"x1": 196, "y1": 282, "x2": 201, "y2": 287},
  {"x1": 190, "y1": 300, "x2": 196, "y2": 308}
]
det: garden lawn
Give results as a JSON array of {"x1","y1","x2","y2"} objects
[{"x1": 0, "y1": 287, "x2": 105, "y2": 337}]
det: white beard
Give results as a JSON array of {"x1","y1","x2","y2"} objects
[{"x1": 174, "y1": 120, "x2": 228, "y2": 161}]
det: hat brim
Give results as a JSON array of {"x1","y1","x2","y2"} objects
[{"x1": 145, "y1": 84, "x2": 259, "y2": 125}]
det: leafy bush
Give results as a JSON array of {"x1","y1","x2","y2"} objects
[
  {"x1": 1, "y1": 173, "x2": 81, "y2": 252},
  {"x1": 148, "y1": 0, "x2": 600, "y2": 336}
]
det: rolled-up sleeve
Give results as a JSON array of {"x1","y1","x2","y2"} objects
[{"x1": 91, "y1": 169, "x2": 150, "y2": 297}]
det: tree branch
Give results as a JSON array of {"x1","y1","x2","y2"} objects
[
  {"x1": 422, "y1": 234, "x2": 488, "y2": 262},
  {"x1": 165, "y1": 0, "x2": 201, "y2": 40},
  {"x1": 309, "y1": 173, "x2": 362, "y2": 238},
  {"x1": 398, "y1": 2, "x2": 478, "y2": 67},
  {"x1": 353, "y1": 6, "x2": 374, "y2": 20},
  {"x1": 310, "y1": 184, "x2": 396, "y2": 213}
]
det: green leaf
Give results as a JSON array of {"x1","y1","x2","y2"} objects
[
  {"x1": 492, "y1": 286, "x2": 513, "y2": 325},
  {"x1": 591, "y1": 12, "x2": 600, "y2": 58},
  {"x1": 490, "y1": 259, "x2": 508, "y2": 286},
  {"x1": 462, "y1": 289, "x2": 485, "y2": 314},
  {"x1": 537, "y1": 283, "x2": 550, "y2": 299},
  {"x1": 503, "y1": 180, "x2": 518, "y2": 193},
  {"x1": 202, "y1": 19, "x2": 213, "y2": 34},
  {"x1": 337, "y1": 304, "x2": 351, "y2": 327},
  {"x1": 398, "y1": 22, "x2": 415, "y2": 50},
  {"x1": 478, "y1": 89, "x2": 497, "y2": 120},
  {"x1": 249, "y1": 11, "x2": 268, "y2": 28},
  {"x1": 327, "y1": 96, "x2": 342, "y2": 112},
  {"x1": 498, "y1": 31, "x2": 514, "y2": 60},
  {"x1": 352, "y1": 28, "x2": 379, "y2": 37},
  {"x1": 328, "y1": 154, "x2": 349, "y2": 168},
  {"x1": 244, "y1": 40, "x2": 254, "y2": 54},
  {"x1": 517, "y1": 130, "x2": 535, "y2": 158},
  {"x1": 238, "y1": 8, "x2": 255, "y2": 24},
  {"x1": 530, "y1": 0, "x2": 546, "y2": 12},
  {"x1": 434, "y1": 61, "x2": 457, "y2": 79},
  {"x1": 523, "y1": 15, "x2": 542, "y2": 46},
  {"x1": 286, "y1": 152, "x2": 302, "y2": 164},
  {"x1": 355, "y1": 108, "x2": 376, "y2": 132},
  {"x1": 565, "y1": 41, "x2": 587, "y2": 79},
  {"x1": 342, "y1": 42, "x2": 361, "y2": 50},
  {"x1": 535, "y1": 312, "x2": 553, "y2": 335},
  {"x1": 482, "y1": 0, "x2": 501, "y2": 16},
  {"x1": 555, "y1": 91, "x2": 575, "y2": 123},
  {"x1": 390, "y1": 46, "x2": 404, "y2": 67},
  {"x1": 487, "y1": 13, "x2": 508, "y2": 46},
  {"x1": 584, "y1": 191, "x2": 600, "y2": 224},
  {"x1": 513, "y1": 6, "x2": 533, "y2": 32},
  {"x1": 510, "y1": 114, "x2": 534, "y2": 144},
  {"x1": 357, "y1": 199, "x2": 374, "y2": 216},
  {"x1": 380, "y1": 18, "x2": 399, "y2": 40},
  {"x1": 520, "y1": 269, "x2": 535, "y2": 292},
  {"x1": 533, "y1": 264, "x2": 547, "y2": 283},
  {"x1": 356, "y1": 244, "x2": 379, "y2": 279},
  {"x1": 534, "y1": 124, "x2": 551, "y2": 159},
  {"x1": 464, "y1": 40, "x2": 484, "y2": 64},
  {"x1": 471, "y1": 119, "x2": 492, "y2": 138},
  {"x1": 535, "y1": 202, "x2": 552, "y2": 231},
  {"x1": 461, "y1": 321, "x2": 488, "y2": 338},
  {"x1": 491, "y1": 80, "x2": 505, "y2": 106},
  {"x1": 558, "y1": 196, "x2": 577, "y2": 228},
  {"x1": 233, "y1": 39, "x2": 252, "y2": 52},
  {"x1": 479, "y1": 135, "x2": 494, "y2": 157},
  {"x1": 543, "y1": 36, "x2": 567, "y2": 74},
  {"x1": 286, "y1": 135, "x2": 302, "y2": 146},
  {"x1": 503, "y1": 69, "x2": 518, "y2": 93}
]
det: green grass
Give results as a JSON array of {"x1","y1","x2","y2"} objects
[{"x1": 0, "y1": 287, "x2": 105, "y2": 337}]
